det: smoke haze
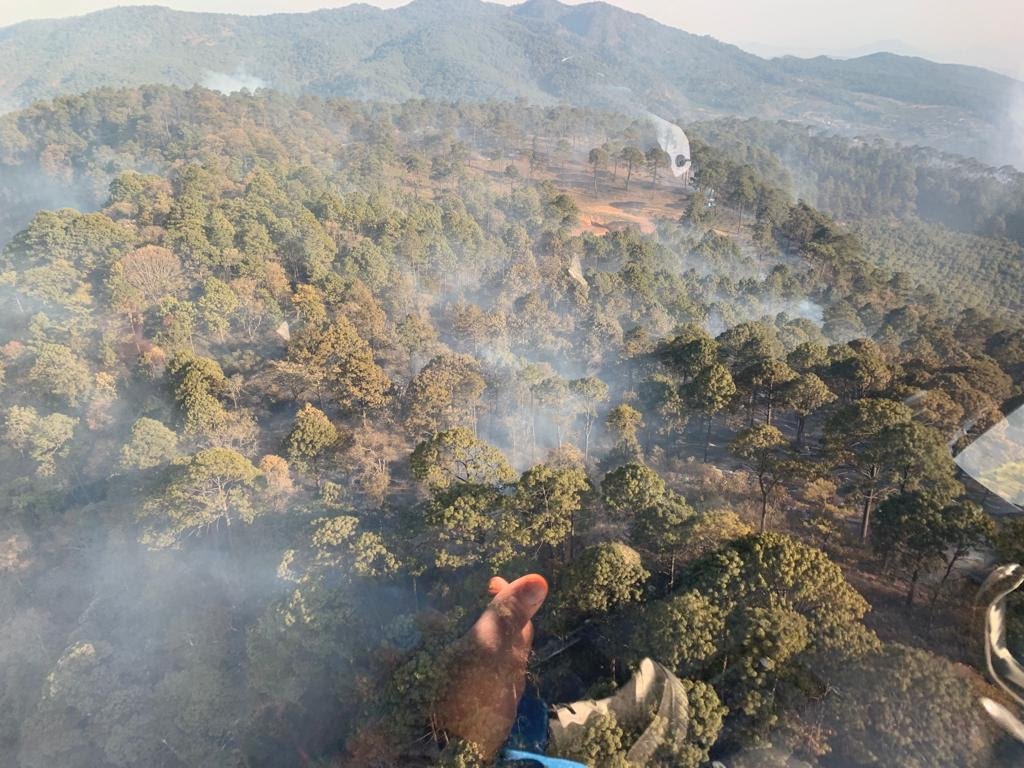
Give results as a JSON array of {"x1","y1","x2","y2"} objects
[{"x1": 200, "y1": 68, "x2": 267, "y2": 95}]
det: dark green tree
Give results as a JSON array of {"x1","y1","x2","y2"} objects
[
  {"x1": 601, "y1": 462, "x2": 666, "y2": 518},
  {"x1": 781, "y1": 372, "x2": 835, "y2": 449},
  {"x1": 605, "y1": 403, "x2": 644, "y2": 461},
  {"x1": 410, "y1": 428, "x2": 515, "y2": 491},
  {"x1": 508, "y1": 463, "x2": 590, "y2": 563},
  {"x1": 27, "y1": 343, "x2": 92, "y2": 407},
  {"x1": 620, "y1": 146, "x2": 644, "y2": 191},
  {"x1": 286, "y1": 404, "x2": 338, "y2": 481},
  {"x1": 729, "y1": 424, "x2": 795, "y2": 533},
  {"x1": 823, "y1": 644, "x2": 992, "y2": 768},
  {"x1": 4, "y1": 405, "x2": 78, "y2": 477},
  {"x1": 872, "y1": 492, "x2": 948, "y2": 606},
  {"x1": 404, "y1": 353, "x2": 486, "y2": 436},
  {"x1": 630, "y1": 493, "x2": 696, "y2": 588},
  {"x1": 824, "y1": 398, "x2": 912, "y2": 541},
  {"x1": 141, "y1": 447, "x2": 261, "y2": 548},
  {"x1": 629, "y1": 590, "x2": 723, "y2": 675},
  {"x1": 119, "y1": 417, "x2": 179, "y2": 470},
  {"x1": 645, "y1": 147, "x2": 670, "y2": 187},
  {"x1": 685, "y1": 362, "x2": 736, "y2": 462},
  {"x1": 551, "y1": 542, "x2": 648, "y2": 628}
]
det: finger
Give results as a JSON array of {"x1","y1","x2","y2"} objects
[
  {"x1": 488, "y1": 576, "x2": 510, "y2": 596},
  {"x1": 520, "y1": 618, "x2": 534, "y2": 650},
  {"x1": 488, "y1": 574, "x2": 548, "y2": 637}
]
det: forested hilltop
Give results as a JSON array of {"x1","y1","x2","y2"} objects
[
  {"x1": 4, "y1": 86, "x2": 1024, "y2": 316},
  {"x1": 1, "y1": 0, "x2": 1022, "y2": 167},
  {"x1": 1, "y1": 87, "x2": 1023, "y2": 767},
  {"x1": 690, "y1": 118, "x2": 1024, "y2": 316}
]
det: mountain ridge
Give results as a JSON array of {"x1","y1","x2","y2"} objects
[{"x1": 0, "y1": 0, "x2": 1021, "y2": 166}]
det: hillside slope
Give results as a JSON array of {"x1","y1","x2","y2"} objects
[{"x1": 0, "y1": 0, "x2": 1021, "y2": 166}]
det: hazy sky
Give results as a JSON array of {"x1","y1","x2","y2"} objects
[{"x1": 0, "y1": 0, "x2": 1021, "y2": 77}]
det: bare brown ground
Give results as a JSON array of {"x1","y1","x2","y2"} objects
[
  {"x1": 574, "y1": 202, "x2": 657, "y2": 235},
  {"x1": 476, "y1": 151, "x2": 690, "y2": 237},
  {"x1": 562, "y1": 172, "x2": 687, "y2": 237}
]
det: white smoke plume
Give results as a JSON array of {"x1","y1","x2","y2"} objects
[
  {"x1": 646, "y1": 112, "x2": 691, "y2": 178},
  {"x1": 200, "y1": 67, "x2": 267, "y2": 95}
]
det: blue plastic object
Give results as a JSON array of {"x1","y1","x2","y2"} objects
[
  {"x1": 500, "y1": 694, "x2": 587, "y2": 767},
  {"x1": 501, "y1": 748, "x2": 588, "y2": 768},
  {"x1": 505, "y1": 694, "x2": 550, "y2": 753}
]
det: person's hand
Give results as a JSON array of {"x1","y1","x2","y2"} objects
[{"x1": 435, "y1": 573, "x2": 548, "y2": 758}]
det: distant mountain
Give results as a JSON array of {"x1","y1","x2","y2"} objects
[
  {"x1": 738, "y1": 38, "x2": 938, "y2": 63},
  {"x1": 1, "y1": 0, "x2": 1022, "y2": 167}
]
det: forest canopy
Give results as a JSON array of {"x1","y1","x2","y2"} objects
[{"x1": 0, "y1": 86, "x2": 1021, "y2": 767}]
